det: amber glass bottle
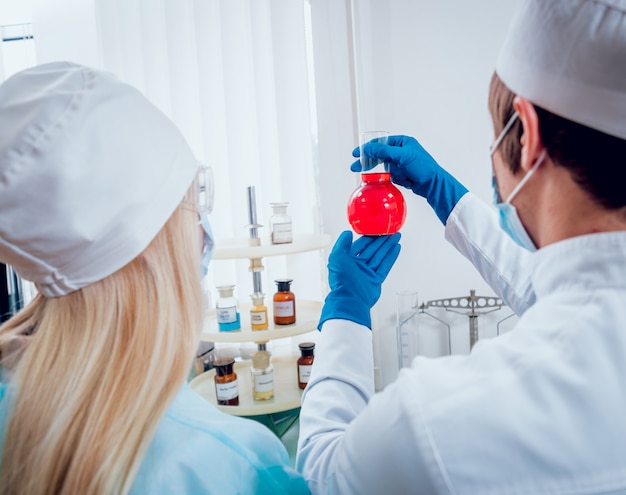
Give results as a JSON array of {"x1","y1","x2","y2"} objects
[
  {"x1": 213, "y1": 358, "x2": 239, "y2": 406},
  {"x1": 273, "y1": 279, "x2": 296, "y2": 325},
  {"x1": 297, "y1": 342, "x2": 315, "y2": 389}
]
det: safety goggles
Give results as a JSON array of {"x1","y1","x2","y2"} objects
[{"x1": 185, "y1": 164, "x2": 215, "y2": 214}]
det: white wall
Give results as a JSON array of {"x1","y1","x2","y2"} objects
[
  {"x1": 10, "y1": 0, "x2": 521, "y2": 389},
  {"x1": 30, "y1": 0, "x2": 99, "y2": 67},
  {"x1": 313, "y1": 0, "x2": 520, "y2": 388}
]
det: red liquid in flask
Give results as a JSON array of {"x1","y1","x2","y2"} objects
[{"x1": 347, "y1": 172, "x2": 407, "y2": 235}]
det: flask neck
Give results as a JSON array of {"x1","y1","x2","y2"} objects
[{"x1": 360, "y1": 172, "x2": 391, "y2": 183}]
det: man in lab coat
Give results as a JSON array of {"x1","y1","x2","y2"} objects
[{"x1": 297, "y1": 0, "x2": 626, "y2": 493}]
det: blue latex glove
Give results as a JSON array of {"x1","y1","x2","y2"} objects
[
  {"x1": 352, "y1": 135, "x2": 468, "y2": 225},
  {"x1": 318, "y1": 231, "x2": 401, "y2": 330}
]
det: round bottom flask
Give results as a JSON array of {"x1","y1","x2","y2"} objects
[{"x1": 347, "y1": 172, "x2": 407, "y2": 235}]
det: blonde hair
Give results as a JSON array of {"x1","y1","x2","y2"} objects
[{"x1": 0, "y1": 200, "x2": 202, "y2": 494}]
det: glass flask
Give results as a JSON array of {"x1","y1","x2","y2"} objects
[{"x1": 347, "y1": 172, "x2": 407, "y2": 235}]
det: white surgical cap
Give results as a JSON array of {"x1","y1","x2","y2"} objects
[
  {"x1": 496, "y1": 0, "x2": 626, "y2": 140},
  {"x1": 0, "y1": 62, "x2": 199, "y2": 297}
]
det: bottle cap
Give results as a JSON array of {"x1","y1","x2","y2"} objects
[
  {"x1": 213, "y1": 357, "x2": 235, "y2": 376},
  {"x1": 251, "y1": 350, "x2": 271, "y2": 369},
  {"x1": 250, "y1": 293, "x2": 265, "y2": 306},
  {"x1": 216, "y1": 284, "x2": 235, "y2": 297},
  {"x1": 270, "y1": 202, "x2": 289, "y2": 212},
  {"x1": 275, "y1": 279, "x2": 293, "y2": 292},
  {"x1": 298, "y1": 342, "x2": 315, "y2": 351}
]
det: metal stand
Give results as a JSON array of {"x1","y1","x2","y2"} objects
[
  {"x1": 245, "y1": 185, "x2": 268, "y2": 350},
  {"x1": 419, "y1": 289, "x2": 505, "y2": 351}
]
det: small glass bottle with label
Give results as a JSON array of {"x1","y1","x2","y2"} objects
[
  {"x1": 250, "y1": 350, "x2": 274, "y2": 401},
  {"x1": 273, "y1": 279, "x2": 296, "y2": 325},
  {"x1": 297, "y1": 342, "x2": 315, "y2": 389},
  {"x1": 269, "y1": 202, "x2": 293, "y2": 244},
  {"x1": 250, "y1": 293, "x2": 269, "y2": 331},
  {"x1": 216, "y1": 284, "x2": 241, "y2": 331},
  {"x1": 213, "y1": 358, "x2": 239, "y2": 406}
]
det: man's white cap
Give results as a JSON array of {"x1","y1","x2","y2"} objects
[
  {"x1": 496, "y1": 0, "x2": 626, "y2": 140},
  {"x1": 0, "y1": 62, "x2": 199, "y2": 297}
]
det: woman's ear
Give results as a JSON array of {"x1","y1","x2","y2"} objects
[{"x1": 513, "y1": 96, "x2": 544, "y2": 172}]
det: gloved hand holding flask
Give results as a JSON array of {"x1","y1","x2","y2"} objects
[
  {"x1": 318, "y1": 231, "x2": 401, "y2": 330},
  {"x1": 352, "y1": 136, "x2": 469, "y2": 225}
]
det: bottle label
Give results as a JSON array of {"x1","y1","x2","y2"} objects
[
  {"x1": 299, "y1": 364, "x2": 312, "y2": 383},
  {"x1": 250, "y1": 310, "x2": 267, "y2": 325},
  {"x1": 272, "y1": 222, "x2": 293, "y2": 244},
  {"x1": 253, "y1": 371, "x2": 274, "y2": 393},
  {"x1": 217, "y1": 306, "x2": 238, "y2": 324},
  {"x1": 274, "y1": 300, "x2": 294, "y2": 317},
  {"x1": 215, "y1": 380, "x2": 239, "y2": 400}
]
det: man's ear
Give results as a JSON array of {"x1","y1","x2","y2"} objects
[{"x1": 513, "y1": 96, "x2": 544, "y2": 172}]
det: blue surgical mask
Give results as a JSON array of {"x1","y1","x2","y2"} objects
[
  {"x1": 492, "y1": 150, "x2": 546, "y2": 251},
  {"x1": 200, "y1": 211, "x2": 215, "y2": 277}
]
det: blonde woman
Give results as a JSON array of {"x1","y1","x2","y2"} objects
[{"x1": 0, "y1": 62, "x2": 308, "y2": 495}]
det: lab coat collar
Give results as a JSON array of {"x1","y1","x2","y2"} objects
[{"x1": 532, "y1": 231, "x2": 626, "y2": 298}]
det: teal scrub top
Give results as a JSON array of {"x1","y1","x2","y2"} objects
[{"x1": 0, "y1": 382, "x2": 309, "y2": 494}]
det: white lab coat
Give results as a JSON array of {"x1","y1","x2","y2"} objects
[{"x1": 297, "y1": 192, "x2": 626, "y2": 494}]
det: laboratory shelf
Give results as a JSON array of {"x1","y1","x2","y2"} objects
[
  {"x1": 201, "y1": 300, "x2": 322, "y2": 343},
  {"x1": 200, "y1": 226, "x2": 327, "y2": 421},
  {"x1": 212, "y1": 233, "x2": 331, "y2": 260},
  {"x1": 189, "y1": 356, "x2": 303, "y2": 416}
]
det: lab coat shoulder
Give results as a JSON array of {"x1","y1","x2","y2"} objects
[
  {"x1": 133, "y1": 384, "x2": 309, "y2": 495},
  {"x1": 444, "y1": 192, "x2": 536, "y2": 315}
]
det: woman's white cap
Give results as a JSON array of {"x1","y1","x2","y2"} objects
[
  {"x1": 0, "y1": 62, "x2": 199, "y2": 297},
  {"x1": 496, "y1": 0, "x2": 626, "y2": 140}
]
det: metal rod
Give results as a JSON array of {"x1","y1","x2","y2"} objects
[
  {"x1": 246, "y1": 185, "x2": 264, "y2": 296},
  {"x1": 247, "y1": 186, "x2": 259, "y2": 239},
  {"x1": 252, "y1": 272, "x2": 262, "y2": 295},
  {"x1": 469, "y1": 315, "x2": 479, "y2": 349}
]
